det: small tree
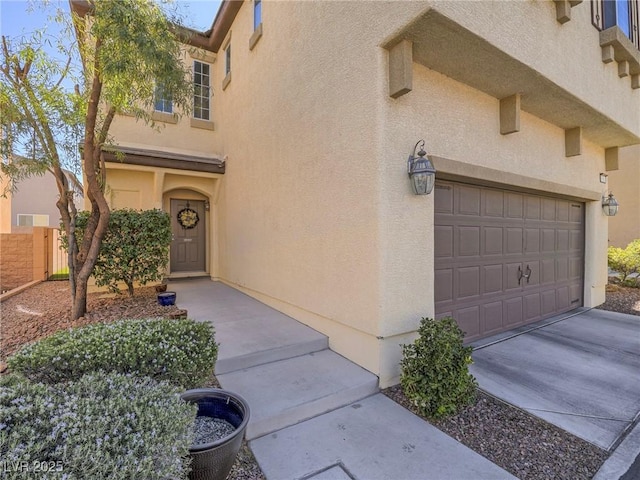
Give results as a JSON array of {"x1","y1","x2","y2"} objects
[
  {"x1": 608, "y1": 239, "x2": 640, "y2": 286},
  {"x1": 68, "y1": 209, "x2": 171, "y2": 296},
  {"x1": 1, "y1": 0, "x2": 193, "y2": 319}
]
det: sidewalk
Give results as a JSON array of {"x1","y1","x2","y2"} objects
[{"x1": 170, "y1": 278, "x2": 515, "y2": 479}]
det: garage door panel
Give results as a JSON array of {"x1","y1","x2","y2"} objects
[
  {"x1": 483, "y1": 301, "x2": 504, "y2": 334},
  {"x1": 435, "y1": 181, "x2": 584, "y2": 342},
  {"x1": 570, "y1": 257, "x2": 582, "y2": 279},
  {"x1": 525, "y1": 228, "x2": 540, "y2": 254},
  {"x1": 505, "y1": 228, "x2": 523, "y2": 254},
  {"x1": 434, "y1": 183, "x2": 454, "y2": 213},
  {"x1": 556, "y1": 258, "x2": 569, "y2": 281},
  {"x1": 541, "y1": 290, "x2": 557, "y2": 315},
  {"x1": 557, "y1": 286, "x2": 570, "y2": 310},
  {"x1": 458, "y1": 267, "x2": 480, "y2": 299},
  {"x1": 483, "y1": 227, "x2": 503, "y2": 255},
  {"x1": 505, "y1": 262, "x2": 523, "y2": 290},
  {"x1": 524, "y1": 293, "x2": 541, "y2": 321},
  {"x1": 557, "y1": 201, "x2": 570, "y2": 222},
  {"x1": 506, "y1": 193, "x2": 524, "y2": 218},
  {"x1": 542, "y1": 198, "x2": 556, "y2": 221},
  {"x1": 542, "y1": 229, "x2": 555, "y2": 252},
  {"x1": 570, "y1": 284, "x2": 582, "y2": 305},
  {"x1": 570, "y1": 203, "x2": 583, "y2": 222},
  {"x1": 570, "y1": 230, "x2": 582, "y2": 251},
  {"x1": 459, "y1": 226, "x2": 481, "y2": 256},
  {"x1": 434, "y1": 269, "x2": 453, "y2": 304},
  {"x1": 435, "y1": 226, "x2": 454, "y2": 258},
  {"x1": 504, "y1": 298, "x2": 523, "y2": 326},
  {"x1": 557, "y1": 229, "x2": 569, "y2": 252},
  {"x1": 541, "y1": 259, "x2": 556, "y2": 284},
  {"x1": 458, "y1": 186, "x2": 481, "y2": 215},
  {"x1": 525, "y1": 196, "x2": 541, "y2": 220},
  {"x1": 483, "y1": 265, "x2": 503, "y2": 294},
  {"x1": 456, "y1": 306, "x2": 480, "y2": 338},
  {"x1": 483, "y1": 189, "x2": 504, "y2": 217}
]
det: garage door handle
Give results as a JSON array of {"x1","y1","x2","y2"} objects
[
  {"x1": 523, "y1": 265, "x2": 531, "y2": 283},
  {"x1": 518, "y1": 265, "x2": 532, "y2": 285}
]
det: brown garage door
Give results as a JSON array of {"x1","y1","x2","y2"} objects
[{"x1": 434, "y1": 180, "x2": 584, "y2": 342}]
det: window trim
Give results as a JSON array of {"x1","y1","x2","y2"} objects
[
  {"x1": 193, "y1": 60, "x2": 212, "y2": 121},
  {"x1": 223, "y1": 41, "x2": 232, "y2": 90}
]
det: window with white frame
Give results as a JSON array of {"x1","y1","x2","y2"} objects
[
  {"x1": 193, "y1": 61, "x2": 211, "y2": 121},
  {"x1": 154, "y1": 83, "x2": 173, "y2": 113}
]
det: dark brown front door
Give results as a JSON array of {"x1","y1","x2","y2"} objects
[
  {"x1": 170, "y1": 199, "x2": 206, "y2": 273},
  {"x1": 434, "y1": 181, "x2": 584, "y2": 342}
]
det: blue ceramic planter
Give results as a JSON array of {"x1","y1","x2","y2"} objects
[{"x1": 157, "y1": 291, "x2": 177, "y2": 306}]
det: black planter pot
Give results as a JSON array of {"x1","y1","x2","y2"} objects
[{"x1": 181, "y1": 388, "x2": 250, "y2": 480}]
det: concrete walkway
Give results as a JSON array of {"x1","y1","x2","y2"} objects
[{"x1": 169, "y1": 278, "x2": 515, "y2": 480}]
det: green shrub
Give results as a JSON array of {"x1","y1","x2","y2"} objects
[
  {"x1": 0, "y1": 372, "x2": 196, "y2": 480},
  {"x1": 608, "y1": 239, "x2": 640, "y2": 287},
  {"x1": 400, "y1": 317, "x2": 477, "y2": 418},
  {"x1": 8, "y1": 318, "x2": 217, "y2": 388},
  {"x1": 62, "y1": 209, "x2": 171, "y2": 296}
]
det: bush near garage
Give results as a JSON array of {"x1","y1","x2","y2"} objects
[
  {"x1": 608, "y1": 239, "x2": 640, "y2": 287},
  {"x1": 7, "y1": 318, "x2": 217, "y2": 388},
  {"x1": 62, "y1": 209, "x2": 172, "y2": 297},
  {"x1": 400, "y1": 316, "x2": 478, "y2": 419},
  {"x1": 0, "y1": 372, "x2": 196, "y2": 480}
]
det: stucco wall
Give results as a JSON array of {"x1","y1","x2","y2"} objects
[
  {"x1": 107, "y1": 46, "x2": 222, "y2": 159},
  {"x1": 100, "y1": 0, "x2": 639, "y2": 386},
  {"x1": 211, "y1": 0, "x2": 637, "y2": 386},
  {"x1": 608, "y1": 145, "x2": 640, "y2": 247}
]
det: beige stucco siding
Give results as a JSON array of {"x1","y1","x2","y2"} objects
[
  {"x1": 94, "y1": 0, "x2": 639, "y2": 386},
  {"x1": 608, "y1": 146, "x2": 640, "y2": 247},
  {"x1": 428, "y1": 0, "x2": 640, "y2": 138},
  {"x1": 107, "y1": 47, "x2": 221, "y2": 158}
]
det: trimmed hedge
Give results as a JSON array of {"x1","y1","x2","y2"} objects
[
  {"x1": 400, "y1": 317, "x2": 478, "y2": 418},
  {"x1": 0, "y1": 372, "x2": 196, "y2": 480},
  {"x1": 8, "y1": 318, "x2": 217, "y2": 388}
]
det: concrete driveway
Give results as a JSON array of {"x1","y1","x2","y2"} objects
[{"x1": 469, "y1": 308, "x2": 640, "y2": 451}]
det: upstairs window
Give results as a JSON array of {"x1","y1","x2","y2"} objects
[
  {"x1": 193, "y1": 61, "x2": 211, "y2": 121},
  {"x1": 225, "y1": 44, "x2": 231, "y2": 76},
  {"x1": 154, "y1": 84, "x2": 173, "y2": 113},
  {"x1": 599, "y1": 0, "x2": 639, "y2": 47},
  {"x1": 254, "y1": 0, "x2": 262, "y2": 30}
]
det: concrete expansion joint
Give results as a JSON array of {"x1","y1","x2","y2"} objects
[{"x1": 524, "y1": 407, "x2": 632, "y2": 423}]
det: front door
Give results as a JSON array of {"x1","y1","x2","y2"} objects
[{"x1": 170, "y1": 199, "x2": 206, "y2": 273}]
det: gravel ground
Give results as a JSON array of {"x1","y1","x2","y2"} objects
[
  {"x1": 2, "y1": 279, "x2": 638, "y2": 480},
  {"x1": 193, "y1": 417, "x2": 237, "y2": 445}
]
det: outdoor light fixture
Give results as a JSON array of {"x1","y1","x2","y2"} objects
[
  {"x1": 602, "y1": 192, "x2": 619, "y2": 216},
  {"x1": 599, "y1": 173, "x2": 608, "y2": 184},
  {"x1": 407, "y1": 139, "x2": 436, "y2": 195}
]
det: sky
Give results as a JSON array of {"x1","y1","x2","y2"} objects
[{"x1": 0, "y1": 0, "x2": 222, "y2": 39}]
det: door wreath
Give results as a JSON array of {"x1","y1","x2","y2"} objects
[{"x1": 177, "y1": 203, "x2": 199, "y2": 229}]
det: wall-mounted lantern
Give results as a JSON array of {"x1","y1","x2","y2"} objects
[
  {"x1": 602, "y1": 192, "x2": 619, "y2": 216},
  {"x1": 407, "y1": 140, "x2": 436, "y2": 195}
]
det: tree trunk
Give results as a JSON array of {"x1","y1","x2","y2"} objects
[{"x1": 71, "y1": 277, "x2": 89, "y2": 319}]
